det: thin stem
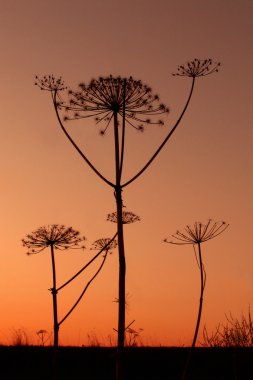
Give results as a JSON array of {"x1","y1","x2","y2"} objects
[
  {"x1": 52, "y1": 92, "x2": 114, "y2": 188},
  {"x1": 122, "y1": 77, "x2": 196, "y2": 188},
  {"x1": 58, "y1": 251, "x2": 108, "y2": 326},
  {"x1": 181, "y1": 242, "x2": 205, "y2": 380},
  {"x1": 50, "y1": 244, "x2": 59, "y2": 348},
  {"x1": 56, "y1": 232, "x2": 118, "y2": 292},
  {"x1": 192, "y1": 242, "x2": 204, "y2": 347},
  {"x1": 114, "y1": 112, "x2": 121, "y2": 185}
]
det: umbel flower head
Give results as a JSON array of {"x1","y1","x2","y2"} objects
[
  {"x1": 91, "y1": 238, "x2": 118, "y2": 254},
  {"x1": 107, "y1": 211, "x2": 141, "y2": 224},
  {"x1": 173, "y1": 59, "x2": 220, "y2": 78},
  {"x1": 22, "y1": 224, "x2": 86, "y2": 254},
  {"x1": 64, "y1": 75, "x2": 169, "y2": 134},
  {"x1": 164, "y1": 219, "x2": 229, "y2": 245},
  {"x1": 35, "y1": 75, "x2": 66, "y2": 92}
]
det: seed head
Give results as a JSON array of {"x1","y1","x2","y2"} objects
[
  {"x1": 107, "y1": 211, "x2": 141, "y2": 224},
  {"x1": 164, "y1": 219, "x2": 228, "y2": 245},
  {"x1": 91, "y1": 238, "x2": 118, "y2": 254},
  {"x1": 22, "y1": 224, "x2": 86, "y2": 254},
  {"x1": 35, "y1": 75, "x2": 66, "y2": 91},
  {"x1": 172, "y1": 59, "x2": 221, "y2": 78},
  {"x1": 64, "y1": 75, "x2": 169, "y2": 134}
]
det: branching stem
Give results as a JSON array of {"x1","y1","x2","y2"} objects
[
  {"x1": 59, "y1": 250, "x2": 108, "y2": 326},
  {"x1": 57, "y1": 232, "x2": 118, "y2": 292}
]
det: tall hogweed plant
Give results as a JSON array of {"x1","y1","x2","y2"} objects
[{"x1": 35, "y1": 58, "x2": 220, "y2": 380}]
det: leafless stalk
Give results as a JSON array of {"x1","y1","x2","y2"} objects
[{"x1": 164, "y1": 219, "x2": 228, "y2": 380}]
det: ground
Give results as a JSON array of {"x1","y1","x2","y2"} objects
[{"x1": 1, "y1": 346, "x2": 253, "y2": 379}]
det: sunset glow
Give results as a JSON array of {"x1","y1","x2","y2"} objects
[{"x1": 0, "y1": 0, "x2": 252, "y2": 348}]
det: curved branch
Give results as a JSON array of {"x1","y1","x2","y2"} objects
[
  {"x1": 58, "y1": 251, "x2": 108, "y2": 326},
  {"x1": 122, "y1": 77, "x2": 196, "y2": 188},
  {"x1": 56, "y1": 232, "x2": 118, "y2": 292},
  {"x1": 52, "y1": 92, "x2": 115, "y2": 188}
]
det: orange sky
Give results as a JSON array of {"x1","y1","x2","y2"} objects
[{"x1": 0, "y1": 0, "x2": 252, "y2": 347}]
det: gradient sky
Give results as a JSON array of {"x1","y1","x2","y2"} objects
[{"x1": 0, "y1": 0, "x2": 252, "y2": 346}]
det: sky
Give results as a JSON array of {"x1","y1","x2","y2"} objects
[{"x1": 0, "y1": 0, "x2": 252, "y2": 347}]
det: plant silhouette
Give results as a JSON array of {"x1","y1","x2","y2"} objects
[
  {"x1": 107, "y1": 210, "x2": 141, "y2": 224},
  {"x1": 23, "y1": 226, "x2": 117, "y2": 380},
  {"x1": 23, "y1": 226, "x2": 118, "y2": 343},
  {"x1": 22, "y1": 224, "x2": 86, "y2": 347},
  {"x1": 35, "y1": 59, "x2": 220, "y2": 380},
  {"x1": 36, "y1": 329, "x2": 50, "y2": 346},
  {"x1": 164, "y1": 219, "x2": 229, "y2": 379},
  {"x1": 202, "y1": 307, "x2": 253, "y2": 347}
]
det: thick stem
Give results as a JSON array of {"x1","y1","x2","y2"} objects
[
  {"x1": 50, "y1": 244, "x2": 59, "y2": 348},
  {"x1": 115, "y1": 185, "x2": 126, "y2": 380},
  {"x1": 116, "y1": 186, "x2": 126, "y2": 349},
  {"x1": 192, "y1": 242, "x2": 204, "y2": 348},
  {"x1": 114, "y1": 111, "x2": 126, "y2": 380}
]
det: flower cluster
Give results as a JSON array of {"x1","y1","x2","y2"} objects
[
  {"x1": 164, "y1": 219, "x2": 228, "y2": 245},
  {"x1": 91, "y1": 238, "x2": 118, "y2": 254},
  {"x1": 107, "y1": 211, "x2": 141, "y2": 224},
  {"x1": 22, "y1": 224, "x2": 86, "y2": 254},
  {"x1": 173, "y1": 59, "x2": 220, "y2": 78},
  {"x1": 64, "y1": 75, "x2": 169, "y2": 133},
  {"x1": 35, "y1": 75, "x2": 66, "y2": 92}
]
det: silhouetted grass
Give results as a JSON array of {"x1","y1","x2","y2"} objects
[{"x1": 1, "y1": 345, "x2": 253, "y2": 380}]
